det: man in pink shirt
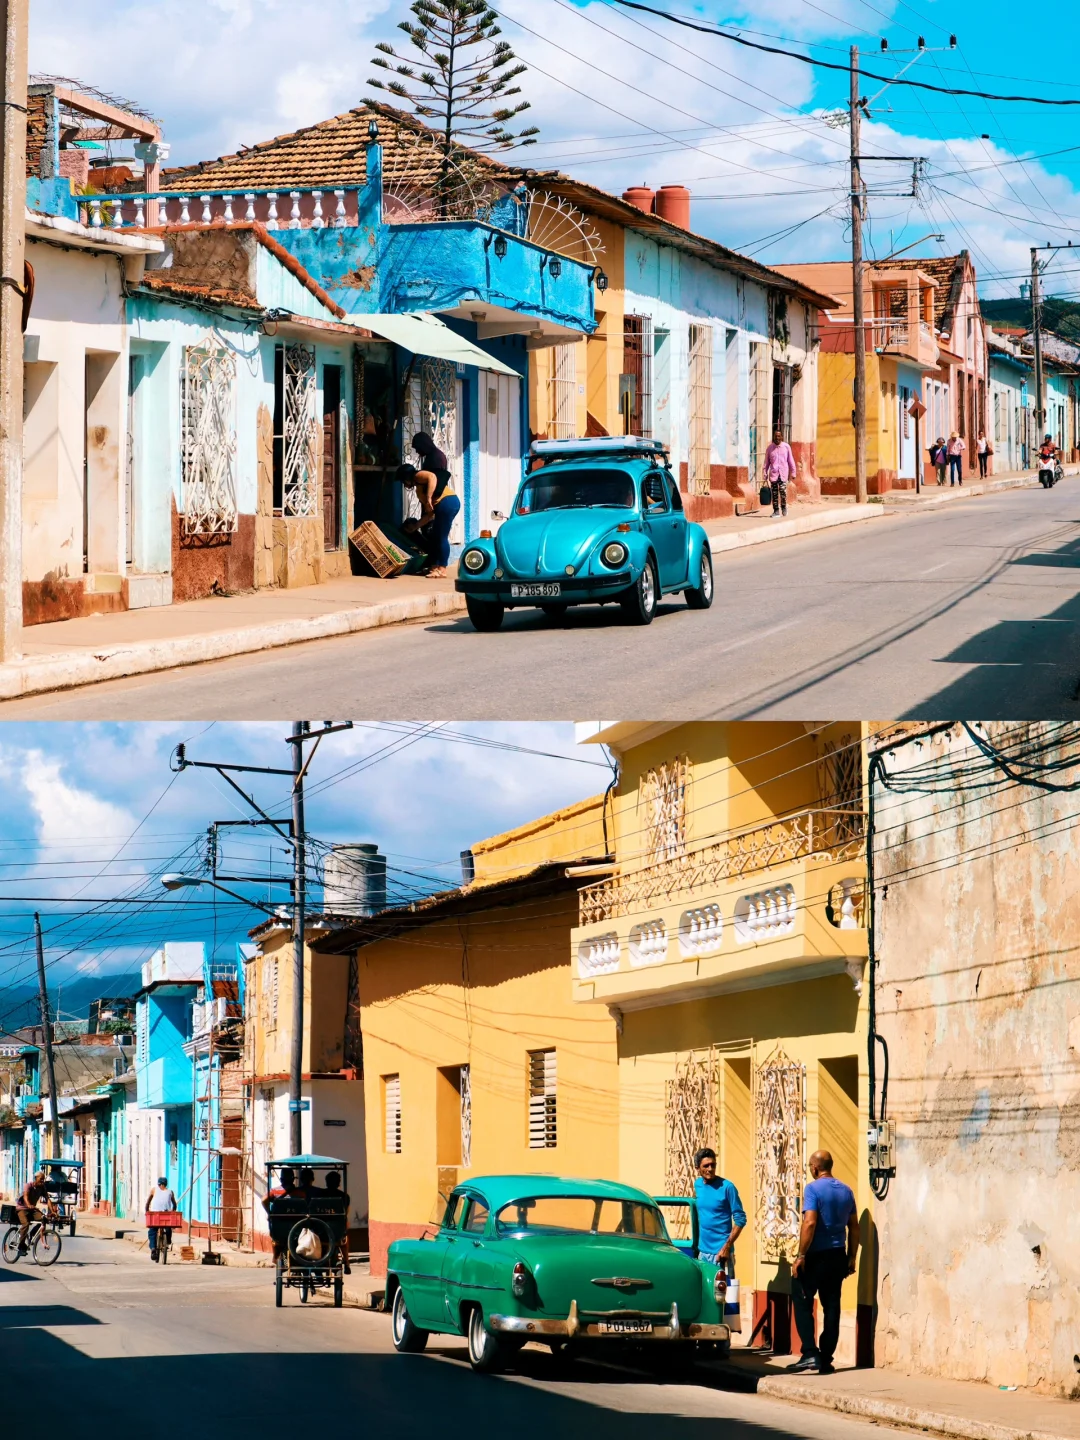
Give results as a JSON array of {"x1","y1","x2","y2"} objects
[{"x1": 764, "y1": 427, "x2": 797, "y2": 516}]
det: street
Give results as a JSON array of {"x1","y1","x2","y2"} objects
[
  {"x1": 2, "y1": 1232, "x2": 893, "y2": 1439},
  {"x1": 6, "y1": 484, "x2": 1080, "y2": 720}
]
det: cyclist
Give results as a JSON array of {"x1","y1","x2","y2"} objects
[
  {"x1": 145, "y1": 1176, "x2": 178, "y2": 1262},
  {"x1": 17, "y1": 1171, "x2": 56, "y2": 1254}
]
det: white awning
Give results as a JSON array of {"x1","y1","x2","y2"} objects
[{"x1": 360, "y1": 311, "x2": 520, "y2": 377}]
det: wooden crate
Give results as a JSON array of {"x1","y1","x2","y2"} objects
[{"x1": 349, "y1": 521, "x2": 412, "y2": 578}]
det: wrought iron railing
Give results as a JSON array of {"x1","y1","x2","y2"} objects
[{"x1": 578, "y1": 806, "x2": 865, "y2": 925}]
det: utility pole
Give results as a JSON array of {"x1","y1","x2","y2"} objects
[
  {"x1": 850, "y1": 46, "x2": 868, "y2": 504},
  {"x1": 288, "y1": 721, "x2": 308, "y2": 1157},
  {"x1": 34, "y1": 914, "x2": 61, "y2": 1158},
  {"x1": 1031, "y1": 247, "x2": 1045, "y2": 441},
  {"x1": 0, "y1": 0, "x2": 28, "y2": 662}
]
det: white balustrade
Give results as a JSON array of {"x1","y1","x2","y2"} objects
[
  {"x1": 734, "y1": 884, "x2": 797, "y2": 944},
  {"x1": 133, "y1": 196, "x2": 145, "y2": 228},
  {"x1": 222, "y1": 194, "x2": 234, "y2": 223},
  {"x1": 158, "y1": 196, "x2": 169, "y2": 224},
  {"x1": 629, "y1": 919, "x2": 668, "y2": 968},
  {"x1": 311, "y1": 190, "x2": 324, "y2": 228},
  {"x1": 88, "y1": 197, "x2": 103, "y2": 228},
  {"x1": 177, "y1": 196, "x2": 190, "y2": 224},
  {"x1": 577, "y1": 932, "x2": 621, "y2": 978},
  {"x1": 200, "y1": 195, "x2": 213, "y2": 224},
  {"x1": 111, "y1": 199, "x2": 124, "y2": 228},
  {"x1": 678, "y1": 902, "x2": 724, "y2": 957},
  {"x1": 244, "y1": 193, "x2": 256, "y2": 222},
  {"x1": 839, "y1": 878, "x2": 859, "y2": 930},
  {"x1": 267, "y1": 192, "x2": 279, "y2": 227},
  {"x1": 289, "y1": 191, "x2": 302, "y2": 229},
  {"x1": 333, "y1": 189, "x2": 346, "y2": 226}
]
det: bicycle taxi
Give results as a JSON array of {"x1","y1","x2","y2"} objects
[
  {"x1": 40, "y1": 1158, "x2": 83, "y2": 1236},
  {"x1": 265, "y1": 1154, "x2": 349, "y2": 1308}
]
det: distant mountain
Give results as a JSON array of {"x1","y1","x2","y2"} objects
[
  {"x1": 0, "y1": 972, "x2": 143, "y2": 1035},
  {"x1": 982, "y1": 296, "x2": 1080, "y2": 343}
]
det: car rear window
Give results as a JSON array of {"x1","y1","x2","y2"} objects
[
  {"x1": 495, "y1": 1196, "x2": 666, "y2": 1240},
  {"x1": 517, "y1": 470, "x2": 635, "y2": 513}
]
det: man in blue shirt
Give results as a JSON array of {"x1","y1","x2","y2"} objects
[
  {"x1": 789, "y1": 1149, "x2": 859, "y2": 1374},
  {"x1": 693, "y1": 1147, "x2": 746, "y2": 1265}
]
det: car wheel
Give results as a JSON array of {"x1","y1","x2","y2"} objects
[
  {"x1": 540, "y1": 603, "x2": 568, "y2": 623},
  {"x1": 620, "y1": 559, "x2": 658, "y2": 625},
  {"x1": 466, "y1": 596, "x2": 505, "y2": 632},
  {"x1": 467, "y1": 1305, "x2": 507, "y2": 1373},
  {"x1": 391, "y1": 1284, "x2": 429, "y2": 1354},
  {"x1": 684, "y1": 550, "x2": 714, "y2": 610}
]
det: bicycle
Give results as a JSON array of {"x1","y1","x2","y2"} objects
[
  {"x1": 2, "y1": 1215, "x2": 63, "y2": 1266},
  {"x1": 155, "y1": 1224, "x2": 172, "y2": 1265}
]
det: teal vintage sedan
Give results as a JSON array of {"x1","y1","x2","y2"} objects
[
  {"x1": 387, "y1": 1175, "x2": 731, "y2": 1373},
  {"x1": 455, "y1": 437, "x2": 713, "y2": 632}
]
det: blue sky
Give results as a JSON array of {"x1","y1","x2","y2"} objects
[
  {"x1": 29, "y1": 0, "x2": 1080, "y2": 300},
  {"x1": 0, "y1": 722, "x2": 609, "y2": 1015}
]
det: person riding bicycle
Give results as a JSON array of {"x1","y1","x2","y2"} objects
[
  {"x1": 145, "y1": 1177, "x2": 177, "y2": 1263},
  {"x1": 17, "y1": 1171, "x2": 57, "y2": 1254}
]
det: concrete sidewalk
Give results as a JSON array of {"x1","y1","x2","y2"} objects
[{"x1": 718, "y1": 1350, "x2": 1080, "y2": 1440}]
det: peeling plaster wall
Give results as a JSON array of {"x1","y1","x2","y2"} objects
[{"x1": 873, "y1": 723, "x2": 1080, "y2": 1395}]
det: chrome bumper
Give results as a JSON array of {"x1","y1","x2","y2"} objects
[{"x1": 489, "y1": 1299, "x2": 730, "y2": 1343}]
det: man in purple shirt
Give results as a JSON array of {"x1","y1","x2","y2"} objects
[
  {"x1": 789, "y1": 1149, "x2": 859, "y2": 1374},
  {"x1": 763, "y1": 427, "x2": 797, "y2": 517}
]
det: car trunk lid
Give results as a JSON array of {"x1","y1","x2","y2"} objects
[{"x1": 509, "y1": 1234, "x2": 702, "y2": 1320}]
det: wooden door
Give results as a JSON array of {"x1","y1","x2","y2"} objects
[
  {"x1": 478, "y1": 373, "x2": 521, "y2": 533},
  {"x1": 322, "y1": 407, "x2": 340, "y2": 551}
]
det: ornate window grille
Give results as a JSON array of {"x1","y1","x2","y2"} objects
[
  {"x1": 549, "y1": 344, "x2": 577, "y2": 440},
  {"x1": 180, "y1": 342, "x2": 238, "y2": 535},
  {"x1": 819, "y1": 736, "x2": 864, "y2": 844},
  {"x1": 624, "y1": 315, "x2": 654, "y2": 438},
  {"x1": 281, "y1": 344, "x2": 319, "y2": 517},
  {"x1": 753, "y1": 1047, "x2": 805, "y2": 1263},
  {"x1": 688, "y1": 323, "x2": 713, "y2": 495},
  {"x1": 664, "y1": 1048, "x2": 719, "y2": 1217},
  {"x1": 640, "y1": 756, "x2": 690, "y2": 865},
  {"x1": 460, "y1": 1064, "x2": 472, "y2": 1170},
  {"x1": 748, "y1": 342, "x2": 771, "y2": 486},
  {"x1": 405, "y1": 357, "x2": 460, "y2": 528},
  {"x1": 528, "y1": 1049, "x2": 557, "y2": 1149}
]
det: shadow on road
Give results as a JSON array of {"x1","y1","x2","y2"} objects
[{"x1": 4, "y1": 1298, "x2": 817, "y2": 1440}]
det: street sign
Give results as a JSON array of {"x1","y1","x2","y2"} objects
[{"x1": 288, "y1": 1099, "x2": 310, "y2": 1113}]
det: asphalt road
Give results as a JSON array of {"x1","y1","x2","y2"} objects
[
  {"x1": 3, "y1": 1232, "x2": 886, "y2": 1440},
  {"x1": 7, "y1": 484, "x2": 1080, "y2": 720}
]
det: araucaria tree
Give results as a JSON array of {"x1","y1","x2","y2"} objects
[{"x1": 369, "y1": 0, "x2": 540, "y2": 155}]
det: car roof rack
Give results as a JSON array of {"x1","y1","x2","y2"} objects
[{"x1": 530, "y1": 436, "x2": 667, "y2": 459}]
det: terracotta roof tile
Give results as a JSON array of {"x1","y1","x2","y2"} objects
[{"x1": 884, "y1": 253, "x2": 969, "y2": 332}]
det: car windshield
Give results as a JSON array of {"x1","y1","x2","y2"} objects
[
  {"x1": 495, "y1": 1195, "x2": 666, "y2": 1241},
  {"x1": 517, "y1": 469, "x2": 635, "y2": 514}
]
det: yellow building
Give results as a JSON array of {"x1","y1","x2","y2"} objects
[
  {"x1": 312, "y1": 795, "x2": 621, "y2": 1276},
  {"x1": 570, "y1": 722, "x2": 873, "y2": 1365}
]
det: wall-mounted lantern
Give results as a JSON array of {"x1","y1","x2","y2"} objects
[
  {"x1": 368, "y1": 119, "x2": 379, "y2": 142},
  {"x1": 548, "y1": 256, "x2": 562, "y2": 279},
  {"x1": 493, "y1": 234, "x2": 508, "y2": 260},
  {"x1": 594, "y1": 267, "x2": 609, "y2": 292}
]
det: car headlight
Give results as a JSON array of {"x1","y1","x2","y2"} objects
[
  {"x1": 601, "y1": 541, "x2": 628, "y2": 568},
  {"x1": 462, "y1": 548, "x2": 488, "y2": 573}
]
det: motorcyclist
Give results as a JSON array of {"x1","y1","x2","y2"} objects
[
  {"x1": 1038, "y1": 434, "x2": 1058, "y2": 464},
  {"x1": 1038, "y1": 435, "x2": 1061, "y2": 487}
]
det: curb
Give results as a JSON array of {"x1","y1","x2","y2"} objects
[
  {"x1": 0, "y1": 590, "x2": 467, "y2": 701},
  {"x1": 717, "y1": 1364, "x2": 1071, "y2": 1440},
  {"x1": 708, "y1": 504, "x2": 884, "y2": 555},
  {"x1": 883, "y1": 469, "x2": 1077, "y2": 511}
]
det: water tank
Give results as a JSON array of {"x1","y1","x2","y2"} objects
[
  {"x1": 622, "y1": 185, "x2": 655, "y2": 215},
  {"x1": 654, "y1": 185, "x2": 691, "y2": 230},
  {"x1": 323, "y1": 844, "x2": 387, "y2": 917}
]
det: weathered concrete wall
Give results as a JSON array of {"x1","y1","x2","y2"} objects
[{"x1": 872, "y1": 723, "x2": 1080, "y2": 1395}]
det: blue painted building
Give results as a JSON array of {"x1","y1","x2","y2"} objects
[{"x1": 134, "y1": 942, "x2": 204, "y2": 1214}]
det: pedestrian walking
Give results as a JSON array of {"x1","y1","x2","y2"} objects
[
  {"x1": 976, "y1": 431, "x2": 992, "y2": 479},
  {"x1": 947, "y1": 432, "x2": 965, "y2": 485},
  {"x1": 928, "y1": 436, "x2": 948, "y2": 486},
  {"x1": 788, "y1": 1150, "x2": 859, "y2": 1375},
  {"x1": 763, "y1": 427, "x2": 797, "y2": 517}
]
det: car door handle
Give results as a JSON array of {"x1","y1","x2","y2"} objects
[
  {"x1": 447, "y1": 1237, "x2": 457, "y2": 1244},
  {"x1": 472, "y1": 1240, "x2": 483, "y2": 1248}
]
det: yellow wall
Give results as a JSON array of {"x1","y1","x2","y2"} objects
[
  {"x1": 245, "y1": 926, "x2": 351, "y2": 1078},
  {"x1": 470, "y1": 793, "x2": 607, "y2": 886}
]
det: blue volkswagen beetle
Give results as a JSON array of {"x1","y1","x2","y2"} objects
[{"x1": 455, "y1": 437, "x2": 714, "y2": 632}]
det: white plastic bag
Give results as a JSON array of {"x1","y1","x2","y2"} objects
[{"x1": 294, "y1": 1226, "x2": 323, "y2": 1260}]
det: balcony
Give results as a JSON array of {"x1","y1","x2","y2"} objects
[
  {"x1": 572, "y1": 808, "x2": 867, "y2": 1007},
  {"x1": 136, "y1": 1053, "x2": 194, "y2": 1109}
]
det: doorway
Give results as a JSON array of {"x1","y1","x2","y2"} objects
[
  {"x1": 478, "y1": 372, "x2": 521, "y2": 533},
  {"x1": 84, "y1": 352, "x2": 121, "y2": 575},
  {"x1": 322, "y1": 364, "x2": 342, "y2": 551}
]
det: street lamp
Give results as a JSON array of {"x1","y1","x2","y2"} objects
[{"x1": 161, "y1": 873, "x2": 280, "y2": 916}]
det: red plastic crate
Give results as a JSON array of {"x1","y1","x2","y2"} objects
[{"x1": 145, "y1": 1212, "x2": 184, "y2": 1228}]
